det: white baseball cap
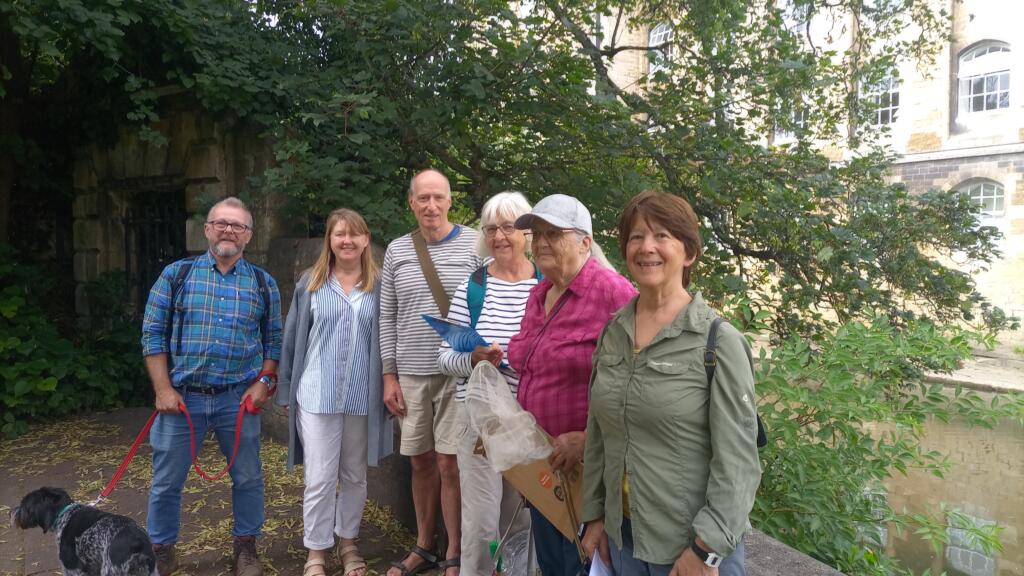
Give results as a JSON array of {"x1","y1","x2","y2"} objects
[{"x1": 514, "y1": 194, "x2": 593, "y2": 235}]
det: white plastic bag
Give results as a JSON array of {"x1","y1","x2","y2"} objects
[{"x1": 465, "y1": 362, "x2": 552, "y2": 472}]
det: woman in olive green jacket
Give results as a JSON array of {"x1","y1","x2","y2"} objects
[{"x1": 580, "y1": 191, "x2": 761, "y2": 576}]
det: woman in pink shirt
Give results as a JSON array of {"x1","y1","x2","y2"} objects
[{"x1": 508, "y1": 194, "x2": 636, "y2": 576}]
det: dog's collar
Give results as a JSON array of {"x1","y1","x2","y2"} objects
[{"x1": 52, "y1": 502, "x2": 79, "y2": 530}]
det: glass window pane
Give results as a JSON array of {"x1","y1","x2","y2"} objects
[
  {"x1": 973, "y1": 95, "x2": 984, "y2": 111},
  {"x1": 959, "y1": 80, "x2": 969, "y2": 96},
  {"x1": 880, "y1": 110, "x2": 890, "y2": 124},
  {"x1": 986, "y1": 75, "x2": 998, "y2": 91},
  {"x1": 999, "y1": 73, "x2": 1009, "y2": 90},
  {"x1": 891, "y1": 108, "x2": 898, "y2": 122},
  {"x1": 892, "y1": 92, "x2": 900, "y2": 106},
  {"x1": 985, "y1": 94, "x2": 997, "y2": 109},
  {"x1": 880, "y1": 92, "x2": 890, "y2": 107},
  {"x1": 998, "y1": 92, "x2": 1009, "y2": 108},
  {"x1": 973, "y1": 77, "x2": 984, "y2": 93},
  {"x1": 995, "y1": 197, "x2": 1004, "y2": 212}
]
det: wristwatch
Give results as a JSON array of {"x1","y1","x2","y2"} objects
[
  {"x1": 690, "y1": 541, "x2": 723, "y2": 568},
  {"x1": 258, "y1": 374, "x2": 276, "y2": 389}
]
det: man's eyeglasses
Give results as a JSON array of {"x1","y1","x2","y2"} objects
[
  {"x1": 482, "y1": 223, "x2": 517, "y2": 237},
  {"x1": 207, "y1": 220, "x2": 251, "y2": 233},
  {"x1": 530, "y1": 227, "x2": 576, "y2": 243}
]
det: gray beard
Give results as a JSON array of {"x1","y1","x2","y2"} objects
[{"x1": 212, "y1": 242, "x2": 242, "y2": 258}]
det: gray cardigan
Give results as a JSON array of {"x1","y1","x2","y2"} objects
[{"x1": 276, "y1": 271, "x2": 394, "y2": 470}]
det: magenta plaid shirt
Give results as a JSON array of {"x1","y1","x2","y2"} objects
[{"x1": 508, "y1": 257, "x2": 637, "y2": 438}]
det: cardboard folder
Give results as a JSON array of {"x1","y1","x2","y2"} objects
[{"x1": 499, "y1": 449, "x2": 585, "y2": 542}]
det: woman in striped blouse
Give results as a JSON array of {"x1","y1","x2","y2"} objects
[
  {"x1": 437, "y1": 192, "x2": 540, "y2": 575},
  {"x1": 277, "y1": 209, "x2": 394, "y2": 576}
]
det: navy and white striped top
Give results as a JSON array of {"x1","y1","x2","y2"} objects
[
  {"x1": 437, "y1": 271, "x2": 538, "y2": 401},
  {"x1": 297, "y1": 277, "x2": 375, "y2": 415}
]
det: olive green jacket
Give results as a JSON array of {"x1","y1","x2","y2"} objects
[{"x1": 581, "y1": 293, "x2": 761, "y2": 563}]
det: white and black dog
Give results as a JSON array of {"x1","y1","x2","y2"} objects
[{"x1": 12, "y1": 487, "x2": 158, "y2": 576}]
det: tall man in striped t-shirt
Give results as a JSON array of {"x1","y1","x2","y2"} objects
[{"x1": 381, "y1": 169, "x2": 482, "y2": 576}]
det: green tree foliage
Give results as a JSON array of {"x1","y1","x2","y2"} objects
[
  {"x1": 3, "y1": 1, "x2": 1022, "y2": 573},
  {"x1": 0, "y1": 246, "x2": 148, "y2": 438}
]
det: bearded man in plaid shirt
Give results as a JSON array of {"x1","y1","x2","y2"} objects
[{"x1": 140, "y1": 197, "x2": 282, "y2": 576}]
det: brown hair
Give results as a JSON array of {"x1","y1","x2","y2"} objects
[
  {"x1": 617, "y1": 190, "x2": 703, "y2": 288},
  {"x1": 307, "y1": 209, "x2": 378, "y2": 293}
]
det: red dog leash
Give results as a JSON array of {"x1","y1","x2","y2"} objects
[{"x1": 92, "y1": 371, "x2": 277, "y2": 505}]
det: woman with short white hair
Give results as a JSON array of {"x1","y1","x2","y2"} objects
[{"x1": 438, "y1": 191, "x2": 539, "y2": 575}]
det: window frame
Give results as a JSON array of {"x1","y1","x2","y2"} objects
[
  {"x1": 957, "y1": 179, "x2": 1006, "y2": 218},
  {"x1": 648, "y1": 22, "x2": 675, "y2": 74},
  {"x1": 957, "y1": 41, "x2": 1011, "y2": 117},
  {"x1": 862, "y1": 75, "x2": 900, "y2": 126}
]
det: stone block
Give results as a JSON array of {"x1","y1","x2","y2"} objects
[
  {"x1": 73, "y1": 219, "x2": 103, "y2": 250},
  {"x1": 1010, "y1": 219, "x2": 1024, "y2": 236},
  {"x1": 73, "y1": 250, "x2": 100, "y2": 283},
  {"x1": 185, "y1": 181, "x2": 227, "y2": 214},
  {"x1": 143, "y1": 121, "x2": 171, "y2": 177},
  {"x1": 1014, "y1": 181, "x2": 1024, "y2": 206},
  {"x1": 185, "y1": 141, "x2": 225, "y2": 181},
  {"x1": 73, "y1": 192, "x2": 100, "y2": 218},
  {"x1": 109, "y1": 134, "x2": 126, "y2": 181},
  {"x1": 166, "y1": 110, "x2": 199, "y2": 175},
  {"x1": 72, "y1": 160, "x2": 97, "y2": 190},
  {"x1": 1019, "y1": 127, "x2": 1024, "y2": 142},
  {"x1": 92, "y1": 146, "x2": 110, "y2": 182},
  {"x1": 122, "y1": 129, "x2": 144, "y2": 179},
  {"x1": 185, "y1": 217, "x2": 208, "y2": 252},
  {"x1": 906, "y1": 132, "x2": 942, "y2": 153}
]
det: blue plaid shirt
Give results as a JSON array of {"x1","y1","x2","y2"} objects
[{"x1": 141, "y1": 251, "x2": 283, "y2": 387}]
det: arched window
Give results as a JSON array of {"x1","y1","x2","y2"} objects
[
  {"x1": 958, "y1": 41, "x2": 1011, "y2": 116},
  {"x1": 957, "y1": 180, "x2": 1005, "y2": 217},
  {"x1": 648, "y1": 22, "x2": 675, "y2": 74}
]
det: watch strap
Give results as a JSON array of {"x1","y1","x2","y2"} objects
[{"x1": 690, "y1": 541, "x2": 723, "y2": 568}]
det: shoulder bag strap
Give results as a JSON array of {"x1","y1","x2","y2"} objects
[
  {"x1": 411, "y1": 229, "x2": 451, "y2": 318},
  {"x1": 705, "y1": 317, "x2": 767, "y2": 448}
]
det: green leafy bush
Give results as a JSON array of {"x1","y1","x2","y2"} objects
[
  {"x1": 744, "y1": 309, "x2": 1024, "y2": 575},
  {"x1": 0, "y1": 246, "x2": 147, "y2": 437}
]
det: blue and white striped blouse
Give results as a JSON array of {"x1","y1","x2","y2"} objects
[{"x1": 297, "y1": 277, "x2": 375, "y2": 415}]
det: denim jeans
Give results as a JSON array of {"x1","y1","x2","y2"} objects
[
  {"x1": 609, "y1": 519, "x2": 746, "y2": 576},
  {"x1": 529, "y1": 507, "x2": 585, "y2": 576},
  {"x1": 147, "y1": 385, "x2": 264, "y2": 544}
]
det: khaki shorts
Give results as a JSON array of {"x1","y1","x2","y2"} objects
[{"x1": 398, "y1": 373, "x2": 459, "y2": 456}]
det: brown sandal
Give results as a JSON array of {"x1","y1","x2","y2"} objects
[
  {"x1": 388, "y1": 545, "x2": 438, "y2": 576},
  {"x1": 337, "y1": 544, "x2": 368, "y2": 576}
]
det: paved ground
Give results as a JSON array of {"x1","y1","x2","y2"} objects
[{"x1": 0, "y1": 408, "x2": 413, "y2": 576}]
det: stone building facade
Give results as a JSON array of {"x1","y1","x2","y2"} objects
[
  {"x1": 71, "y1": 92, "x2": 284, "y2": 318},
  {"x1": 601, "y1": 0, "x2": 1024, "y2": 325}
]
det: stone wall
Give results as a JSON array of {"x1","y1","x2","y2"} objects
[
  {"x1": 889, "y1": 152, "x2": 1024, "y2": 320},
  {"x1": 71, "y1": 94, "x2": 278, "y2": 319}
]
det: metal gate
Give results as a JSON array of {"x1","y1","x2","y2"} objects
[{"x1": 124, "y1": 190, "x2": 188, "y2": 316}]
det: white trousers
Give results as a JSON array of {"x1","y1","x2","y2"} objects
[
  {"x1": 297, "y1": 408, "x2": 368, "y2": 550},
  {"x1": 457, "y1": 403, "x2": 532, "y2": 576}
]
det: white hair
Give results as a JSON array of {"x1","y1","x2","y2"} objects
[
  {"x1": 476, "y1": 191, "x2": 533, "y2": 257},
  {"x1": 574, "y1": 231, "x2": 614, "y2": 269}
]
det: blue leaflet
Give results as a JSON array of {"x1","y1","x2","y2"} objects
[{"x1": 422, "y1": 314, "x2": 489, "y2": 352}]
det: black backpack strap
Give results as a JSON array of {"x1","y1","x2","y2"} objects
[
  {"x1": 249, "y1": 263, "x2": 272, "y2": 343},
  {"x1": 705, "y1": 316, "x2": 767, "y2": 448},
  {"x1": 705, "y1": 317, "x2": 723, "y2": 386},
  {"x1": 168, "y1": 256, "x2": 197, "y2": 357}
]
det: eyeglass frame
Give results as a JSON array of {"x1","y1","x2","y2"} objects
[
  {"x1": 206, "y1": 220, "x2": 252, "y2": 233},
  {"x1": 482, "y1": 223, "x2": 520, "y2": 237},
  {"x1": 529, "y1": 226, "x2": 584, "y2": 243}
]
